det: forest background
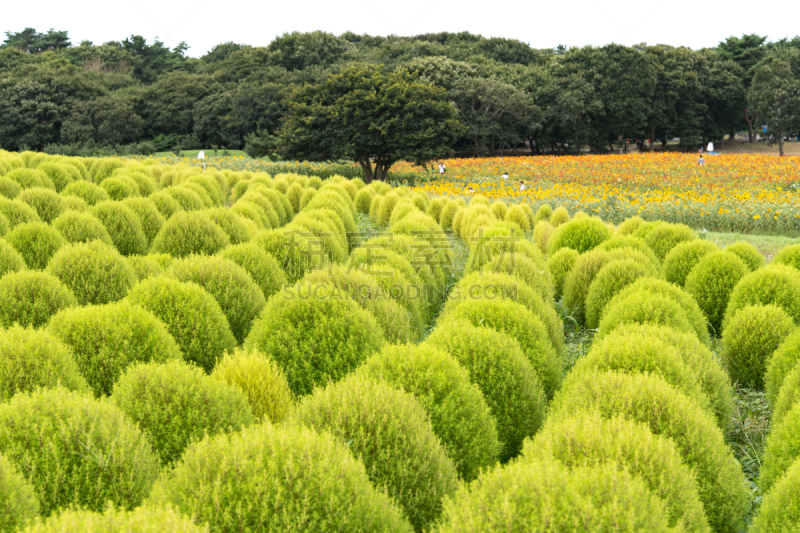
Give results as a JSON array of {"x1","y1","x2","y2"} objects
[{"x1": 1, "y1": 28, "x2": 799, "y2": 160}]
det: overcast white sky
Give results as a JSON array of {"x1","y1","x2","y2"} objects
[{"x1": 3, "y1": 0, "x2": 798, "y2": 57}]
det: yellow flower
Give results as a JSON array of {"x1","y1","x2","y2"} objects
[{"x1": 753, "y1": 215, "x2": 761, "y2": 220}]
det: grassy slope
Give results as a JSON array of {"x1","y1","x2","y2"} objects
[{"x1": 704, "y1": 231, "x2": 799, "y2": 262}]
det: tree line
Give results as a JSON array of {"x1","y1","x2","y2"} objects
[{"x1": 1, "y1": 28, "x2": 799, "y2": 161}]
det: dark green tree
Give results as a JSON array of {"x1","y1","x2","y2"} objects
[
  {"x1": 281, "y1": 65, "x2": 464, "y2": 182},
  {"x1": 267, "y1": 31, "x2": 353, "y2": 71},
  {"x1": 748, "y1": 59, "x2": 800, "y2": 156},
  {"x1": 2, "y1": 28, "x2": 71, "y2": 53},
  {"x1": 716, "y1": 34, "x2": 768, "y2": 142},
  {"x1": 450, "y1": 77, "x2": 541, "y2": 156}
]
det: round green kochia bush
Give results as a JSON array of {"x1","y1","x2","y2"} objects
[
  {"x1": 150, "y1": 422, "x2": 412, "y2": 533},
  {"x1": 534, "y1": 203, "x2": 553, "y2": 224},
  {"x1": 0, "y1": 453, "x2": 40, "y2": 532},
  {"x1": 219, "y1": 242, "x2": 286, "y2": 300},
  {"x1": 439, "y1": 201, "x2": 460, "y2": 230},
  {"x1": 358, "y1": 344, "x2": 500, "y2": 481},
  {"x1": 596, "y1": 290, "x2": 692, "y2": 341},
  {"x1": 100, "y1": 177, "x2": 139, "y2": 201},
  {"x1": 48, "y1": 301, "x2": 181, "y2": 396},
  {"x1": 126, "y1": 278, "x2": 236, "y2": 372},
  {"x1": 435, "y1": 456, "x2": 672, "y2": 533},
  {"x1": 532, "y1": 220, "x2": 553, "y2": 253},
  {"x1": 151, "y1": 211, "x2": 230, "y2": 258},
  {"x1": 17, "y1": 187, "x2": 65, "y2": 223},
  {"x1": 304, "y1": 266, "x2": 419, "y2": 344},
  {"x1": 548, "y1": 206, "x2": 569, "y2": 227},
  {"x1": 663, "y1": 239, "x2": 719, "y2": 287},
  {"x1": 610, "y1": 277, "x2": 711, "y2": 346},
  {"x1": 504, "y1": 205, "x2": 531, "y2": 232},
  {"x1": 425, "y1": 320, "x2": 546, "y2": 461},
  {"x1": 562, "y1": 248, "x2": 612, "y2": 320},
  {"x1": 5, "y1": 168, "x2": 54, "y2": 190},
  {"x1": 547, "y1": 247, "x2": 578, "y2": 300},
  {"x1": 725, "y1": 241, "x2": 764, "y2": 271},
  {"x1": 0, "y1": 238, "x2": 25, "y2": 278},
  {"x1": 127, "y1": 254, "x2": 170, "y2": 281},
  {"x1": 584, "y1": 259, "x2": 652, "y2": 329},
  {"x1": 571, "y1": 332, "x2": 710, "y2": 413},
  {"x1": 751, "y1": 457, "x2": 800, "y2": 533},
  {"x1": 293, "y1": 375, "x2": 459, "y2": 531},
  {"x1": 245, "y1": 288, "x2": 385, "y2": 396},
  {"x1": 121, "y1": 198, "x2": 165, "y2": 245},
  {"x1": 5, "y1": 222, "x2": 65, "y2": 269},
  {"x1": 0, "y1": 198, "x2": 41, "y2": 228},
  {"x1": 524, "y1": 413, "x2": 711, "y2": 533},
  {"x1": 547, "y1": 216, "x2": 611, "y2": 255},
  {"x1": 760, "y1": 403, "x2": 800, "y2": 491},
  {"x1": 766, "y1": 329, "x2": 800, "y2": 410},
  {"x1": 549, "y1": 370, "x2": 751, "y2": 533},
  {"x1": 481, "y1": 253, "x2": 554, "y2": 305},
  {"x1": 210, "y1": 347, "x2": 293, "y2": 424},
  {"x1": 163, "y1": 187, "x2": 205, "y2": 211},
  {"x1": 166, "y1": 255, "x2": 265, "y2": 344},
  {"x1": 605, "y1": 323, "x2": 734, "y2": 429},
  {"x1": 51, "y1": 211, "x2": 113, "y2": 245},
  {"x1": 46, "y1": 241, "x2": 137, "y2": 305},
  {"x1": 62, "y1": 180, "x2": 110, "y2": 206},
  {"x1": 773, "y1": 243, "x2": 800, "y2": 272},
  {"x1": 642, "y1": 222, "x2": 696, "y2": 262},
  {"x1": 0, "y1": 271, "x2": 76, "y2": 328},
  {"x1": 90, "y1": 201, "x2": 148, "y2": 256},
  {"x1": 723, "y1": 264, "x2": 800, "y2": 330},
  {"x1": 443, "y1": 271, "x2": 565, "y2": 358},
  {"x1": 20, "y1": 505, "x2": 204, "y2": 533},
  {"x1": 203, "y1": 207, "x2": 252, "y2": 244},
  {"x1": 0, "y1": 176, "x2": 21, "y2": 199},
  {"x1": 684, "y1": 250, "x2": 749, "y2": 334},
  {"x1": 0, "y1": 387, "x2": 159, "y2": 517},
  {"x1": 596, "y1": 235, "x2": 660, "y2": 267},
  {"x1": 355, "y1": 187, "x2": 376, "y2": 215},
  {"x1": 111, "y1": 360, "x2": 254, "y2": 465},
  {"x1": 438, "y1": 299, "x2": 561, "y2": 396},
  {"x1": 721, "y1": 304, "x2": 795, "y2": 389},
  {"x1": 36, "y1": 162, "x2": 76, "y2": 192},
  {"x1": 62, "y1": 195, "x2": 88, "y2": 212},
  {"x1": 0, "y1": 325, "x2": 89, "y2": 401},
  {"x1": 148, "y1": 190, "x2": 184, "y2": 219}
]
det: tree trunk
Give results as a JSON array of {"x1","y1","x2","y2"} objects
[
  {"x1": 649, "y1": 126, "x2": 655, "y2": 151},
  {"x1": 779, "y1": 137, "x2": 785, "y2": 156},
  {"x1": 744, "y1": 108, "x2": 757, "y2": 143},
  {"x1": 358, "y1": 160, "x2": 374, "y2": 184}
]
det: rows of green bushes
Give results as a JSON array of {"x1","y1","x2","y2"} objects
[{"x1": 5, "y1": 147, "x2": 800, "y2": 530}]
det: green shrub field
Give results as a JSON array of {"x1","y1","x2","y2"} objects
[{"x1": 0, "y1": 150, "x2": 799, "y2": 530}]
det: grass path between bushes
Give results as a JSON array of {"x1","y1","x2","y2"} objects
[{"x1": 703, "y1": 231, "x2": 798, "y2": 262}]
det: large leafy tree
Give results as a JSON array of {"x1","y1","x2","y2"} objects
[
  {"x1": 267, "y1": 31, "x2": 353, "y2": 71},
  {"x1": 281, "y1": 65, "x2": 464, "y2": 182},
  {"x1": 748, "y1": 59, "x2": 800, "y2": 156},
  {"x1": 450, "y1": 77, "x2": 541, "y2": 156},
  {"x1": 561, "y1": 44, "x2": 657, "y2": 153},
  {"x1": 137, "y1": 72, "x2": 220, "y2": 138},
  {"x1": 193, "y1": 83, "x2": 288, "y2": 149},
  {"x1": 716, "y1": 34, "x2": 768, "y2": 142},
  {"x1": 2, "y1": 28, "x2": 71, "y2": 53}
]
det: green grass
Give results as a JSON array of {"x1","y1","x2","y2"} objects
[
  {"x1": 152, "y1": 149, "x2": 252, "y2": 159},
  {"x1": 702, "y1": 231, "x2": 799, "y2": 262}
]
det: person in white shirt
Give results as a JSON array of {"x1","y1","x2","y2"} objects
[
  {"x1": 501, "y1": 172, "x2": 509, "y2": 180},
  {"x1": 439, "y1": 162, "x2": 446, "y2": 174},
  {"x1": 519, "y1": 180, "x2": 526, "y2": 191}
]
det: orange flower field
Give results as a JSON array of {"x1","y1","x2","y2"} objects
[{"x1": 397, "y1": 154, "x2": 800, "y2": 234}]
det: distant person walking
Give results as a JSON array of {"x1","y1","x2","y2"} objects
[
  {"x1": 698, "y1": 155, "x2": 706, "y2": 166},
  {"x1": 439, "y1": 162, "x2": 446, "y2": 175}
]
